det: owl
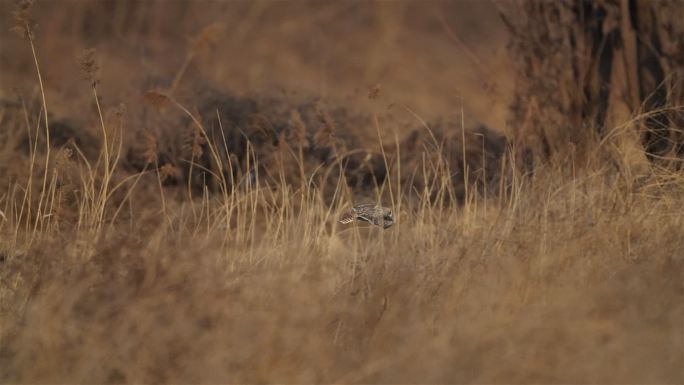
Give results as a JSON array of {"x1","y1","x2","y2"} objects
[{"x1": 339, "y1": 204, "x2": 395, "y2": 229}]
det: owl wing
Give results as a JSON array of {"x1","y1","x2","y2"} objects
[
  {"x1": 358, "y1": 212, "x2": 386, "y2": 227},
  {"x1": 340, "y1": 205, "x2": 388, "y2": 227},
  {"x1": 339, "y1": 211, "x2": 356, "y2": 224}
]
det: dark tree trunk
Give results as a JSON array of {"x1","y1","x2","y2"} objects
[{"x1": 501, "y1": 0, "x2": 684, "y2": 167}]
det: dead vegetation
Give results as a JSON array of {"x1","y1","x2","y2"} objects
[{"x1": 0, "y1": 1, "x2": 683, "y2": 384}]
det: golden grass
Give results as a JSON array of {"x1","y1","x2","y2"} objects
[
  {"x1": 1, "y1": 92, "x2": 683, "y2": 382},
  {"x1": 1, "y1": 2, "x2": 683, "y2": 384}
]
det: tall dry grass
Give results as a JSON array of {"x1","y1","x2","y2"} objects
[
  {"x1": 2, "y1": 83, "x2": 683, "y2": 383},
  {"x1": 0, "y1": 1, "x2": 683, "y2": 384}
]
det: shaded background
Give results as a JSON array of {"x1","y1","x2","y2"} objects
[{"x1": 0, "y1": 0, "x2": 513, "y2": 132}]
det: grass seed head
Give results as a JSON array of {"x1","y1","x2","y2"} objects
[
  {"x1": 143, "y1": 90, "x2": 172, "y2": 109},
  {"x1": 142, "y1": 133, "x2": 159, "y2": 165},
  {"x1": 368, "y1": 84, "x2": 382, "y2": 100},
  {"x1": 313, "y1": 102, "x2": 337, "y2": 148},
  {"x1": 77, "y1": 48, "x2": 100, "y2": 87},
  {"x1": 289, "y1": 110, "x2": 310, "y2": 149},
  {"x1": 190, "y1": 22, "x2": 226, "y2": 56},
  {"x1": 159, "y1": 163, "x2": 182, "y2": 182},
  {"x1": 10, "y1": 0, "x2": 35, "y2": 40}
]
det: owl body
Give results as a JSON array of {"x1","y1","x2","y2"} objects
[{"x1": 339, "y1": 204, "x2": 395, "y2": 229}]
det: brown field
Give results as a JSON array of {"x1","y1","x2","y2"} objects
[{"x1": 1, "y1": 1, "x2": 683, "y2": 384}]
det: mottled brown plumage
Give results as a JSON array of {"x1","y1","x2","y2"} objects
[{"x1": 339, "y1": 204, "x2": 395, "y2": 229}]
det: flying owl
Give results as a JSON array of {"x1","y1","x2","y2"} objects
[{"x1": 339, "y1": 204, "x2": 395, "y2": 229}]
